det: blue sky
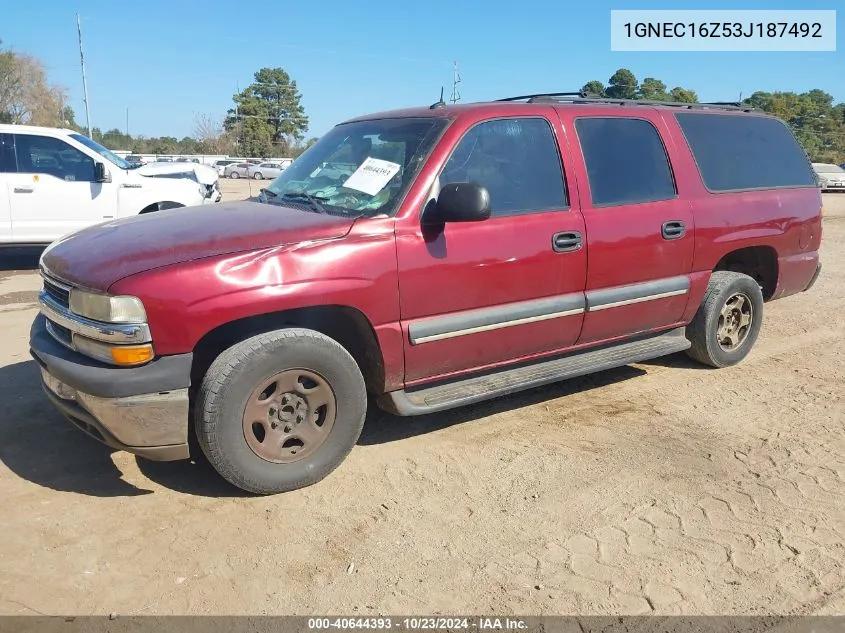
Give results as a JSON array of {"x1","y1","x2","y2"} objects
[{"x1": 3, "y1": 0, "x2": 842, "y2": 140}]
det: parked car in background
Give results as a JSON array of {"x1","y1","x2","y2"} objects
[
  {"x1": 224, "y1": 162, "x2": 252, "y2": 178},
  {"x1": 247, "y1": 161, "x2": 286, "y2": 180},
  {"x1": 30, "y1": 96, "x2": 822, "y2": 494},
  {"x1": 0, "y1": 124, "x2": 221, "y2": 246},
  {"x1": 812, "y1": 163, "x2": 845, "y2": 191},
  {"x1": 212, "y1": 159, "x2": 239, "y2": 177},
  {"x1": 125, "y1": 154, "x2": 148, "y2": 167}
]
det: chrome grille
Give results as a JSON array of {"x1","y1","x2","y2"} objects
[{"x1": 43, "y1": 276, "x2": 71, "y2": 308}]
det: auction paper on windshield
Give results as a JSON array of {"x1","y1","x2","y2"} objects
[{"x1": 342, "y1": 157, "x2": 401, "y2": 196}]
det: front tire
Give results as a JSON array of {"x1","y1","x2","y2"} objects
[
  {"x1": 685, "y1": 271, "x2": 764, "y2": 368},
  {"x1": 253, "y1": 172, "x2": 263, "y2": 180},
  {"x1": 194, "y1": 328, "x2": 367, "y2": 494}
]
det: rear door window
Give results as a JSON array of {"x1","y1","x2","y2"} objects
[
  {"x1": 674, "y1": 112, "x2": 816, "y2": 191},
  {"x1": 574, "y1": 117, "x2": 677, "y2": 207}
]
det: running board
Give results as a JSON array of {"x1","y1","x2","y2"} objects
[{"x1": 377, "y1": 327, "x2": 691, "y2": 416}]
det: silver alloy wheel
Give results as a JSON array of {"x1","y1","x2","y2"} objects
[{"x1": 716, "y1": 292, "x2": 753, "y2": 351}]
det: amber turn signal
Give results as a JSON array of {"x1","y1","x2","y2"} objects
[{"x1": 110, "y1": 344, "x2": 155, "y2": 366}]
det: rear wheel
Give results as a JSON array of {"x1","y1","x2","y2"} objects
[
  {"x1": 194, "y1": 328, "x2": 367, "y2": 494},
  {"x1": 685, "y1": 271, "x2": 764, "y2": 368},
  {"x1": 230, "y1": 171, "x2": 240, "y2": 179}
]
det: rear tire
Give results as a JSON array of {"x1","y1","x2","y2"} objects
[
  {"x1": 230, "y1": 171, "x2": 239, "y2": 179},
  {"x1": 685, "y1": 271, "x2": 764, "y2": 368},
  {"x1": 194, "y1": 328, "x2": 367, "y2": 495}
]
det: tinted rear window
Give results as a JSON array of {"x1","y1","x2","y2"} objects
[
  {"x1": 674, "y1": 113, "x2": 815, "y2": 191},
  {"x1": 574, "y1": 117, "x2": 676, "y2": 206}
]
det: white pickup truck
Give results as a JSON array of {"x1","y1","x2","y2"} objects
[{"x1": 0, "y1": 124, "x2": 222, "y2": 246}]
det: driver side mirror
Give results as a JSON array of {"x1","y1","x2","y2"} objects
[
  {"x1": 423, "y1": 181, "x2": 491, "y2": 226},
  {"x1": 94, "y1": 162, "x2": 111, "y2": 183}
]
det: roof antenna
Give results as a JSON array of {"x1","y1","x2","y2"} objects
[{"x1": 430, "y1": 86, "x2": 446, "y2": 109}]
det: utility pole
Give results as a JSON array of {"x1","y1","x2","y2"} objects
[
  {"x1": 450, "y1": 61, "x2": 461, "y2": 104},
  {"x1": 76, "y1": 13, "x2": 92, "y2": 138},
  {"x1": 235, "y1": 80, "x2": 241, "y2": 152}
]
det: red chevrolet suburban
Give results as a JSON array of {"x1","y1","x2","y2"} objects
[{"x1": 30, "y1": 94, "x2": 823, "y2": 494}]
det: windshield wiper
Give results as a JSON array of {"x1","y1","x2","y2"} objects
[{"x1": 279, "y1": 192, "x2": 329, "y2": 214}]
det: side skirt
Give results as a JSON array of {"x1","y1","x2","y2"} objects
[{"x1": 377, "y1": 327, "x2": 691, "y2": 416}]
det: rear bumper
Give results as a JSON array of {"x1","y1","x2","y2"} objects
[
  {"x1": 30, "y1": 314, "x2": 192, "y2": 461},
  {"x1": 803, "y1": 262, "x2": 822, "y2": 292},
  {"x1": 773, "y1": 251, "x2": 821, "y2": 300}
]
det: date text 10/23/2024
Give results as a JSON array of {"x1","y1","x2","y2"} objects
[{"x1": 610, "y1": 9, "x2": 836, "y2": 51}]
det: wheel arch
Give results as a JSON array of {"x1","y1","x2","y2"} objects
[
  {"x1": 712, "y1": 245, "x2": 779, "y2": 300},
  {"x1": 190, "y1": 305, "x2": 386, "y2": 397},
  {"x1": 139, "y1": 201, "x2": 185, "y2": 214}
]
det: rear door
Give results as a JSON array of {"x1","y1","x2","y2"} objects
[
  {"x1": 559, "y1": 111, "x2": 695, "y2": 344},
  {"x1": 8, "y1": 133, "x2": 117, "y2": 243},
  {"x1": 396, "y1": 112, "x2": 588, "y2": 384}
]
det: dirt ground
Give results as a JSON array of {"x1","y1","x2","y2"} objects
[{"x1": 0, "y1": 186, "x2": 843, "y2": 616}]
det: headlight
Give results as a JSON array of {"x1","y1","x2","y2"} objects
[
  {"x1": 199, "y1": 183, "x2": 208, "y2": 198},
  {"x1": 69, "y1": 289, "x2": 147, "y2": 323}
]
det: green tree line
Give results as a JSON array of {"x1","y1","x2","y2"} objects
[{"x1": 583, "y1": 68, "x2": 845, "y2": 163}]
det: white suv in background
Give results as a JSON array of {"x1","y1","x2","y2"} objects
[{"x1": 0, "y1": 125, "x2": 222, "y2": 246}]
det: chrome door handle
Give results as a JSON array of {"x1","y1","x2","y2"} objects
[
  {"x1": 552, "y1": 231, "x2": 583, "y2": 253},
  {"x1": 13, "y1": 187, "x2": 34, "y2": 194},
  {"x1": 661, "y1": 221, "x2": 685, "y2": 240}
]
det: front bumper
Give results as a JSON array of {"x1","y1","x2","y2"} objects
[
  {"x1": 201, "y1": 180, "x2": 223, "y2": 203},
  {"x1": 820, "y1": 181, "x2": 845, "y2": 191},
  {"x1": 30, "y1": 314, "x2": 192, "y2": 461}
]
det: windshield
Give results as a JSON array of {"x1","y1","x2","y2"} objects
[
  {"x1": 69, "y1": 133, "x2": 132, "y2": 170},
  {"x1": 264, "y1": 117, "x2": 449, "y2": 217},
  {"x1": 814, "y1": 164, "x2": 845, "y2": 174}
]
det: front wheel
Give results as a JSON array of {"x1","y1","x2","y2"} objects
[
  {"x1": 253, "y1": 172, "x2": 263, "y2": 180},
  {"x1": 685, "y1": 271, "x2": 764, "y2": 368},
  {"x1": 194, "y1": 328, "x2": 367, "y2": 494}
]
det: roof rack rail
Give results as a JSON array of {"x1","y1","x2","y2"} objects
[
  {"x1": 496, "y1": 91, "x2": 585, "y2": 102},
  {"x1": 495, "y1": 92, "x2": 756, "y2": 112}
]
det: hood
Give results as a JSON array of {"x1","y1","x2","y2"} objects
[
  {"x1": 136, "y1": 161, "x2": 218, "y2": 185},
  {"x1": 40, "y1": 202, "x2": 357, "y2": 290}
]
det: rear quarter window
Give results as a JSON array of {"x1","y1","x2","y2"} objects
[{"x1": 674, "y1": 112, "x2": 816, "y2": 192}]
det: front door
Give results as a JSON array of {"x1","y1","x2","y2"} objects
[
  {"x1": 560, "y1": 112, "x2": 695, "y2": 344},
  {"x1": 0, "y1": 134, "x2": 13, "y2": 243},
  {"x1": 396, "y1": 113, "x2": 588, "y2": 385},
  {"x1": 7, "y1": 133, "x2": 117, "y2": 244}
]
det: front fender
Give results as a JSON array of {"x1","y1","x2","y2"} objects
[
  {"x1": 117, "y1": 180, "x2": 205, "y2": 217},
  {"x1": 108, "y1": 224, "x2": 402, "y2": 376}
]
